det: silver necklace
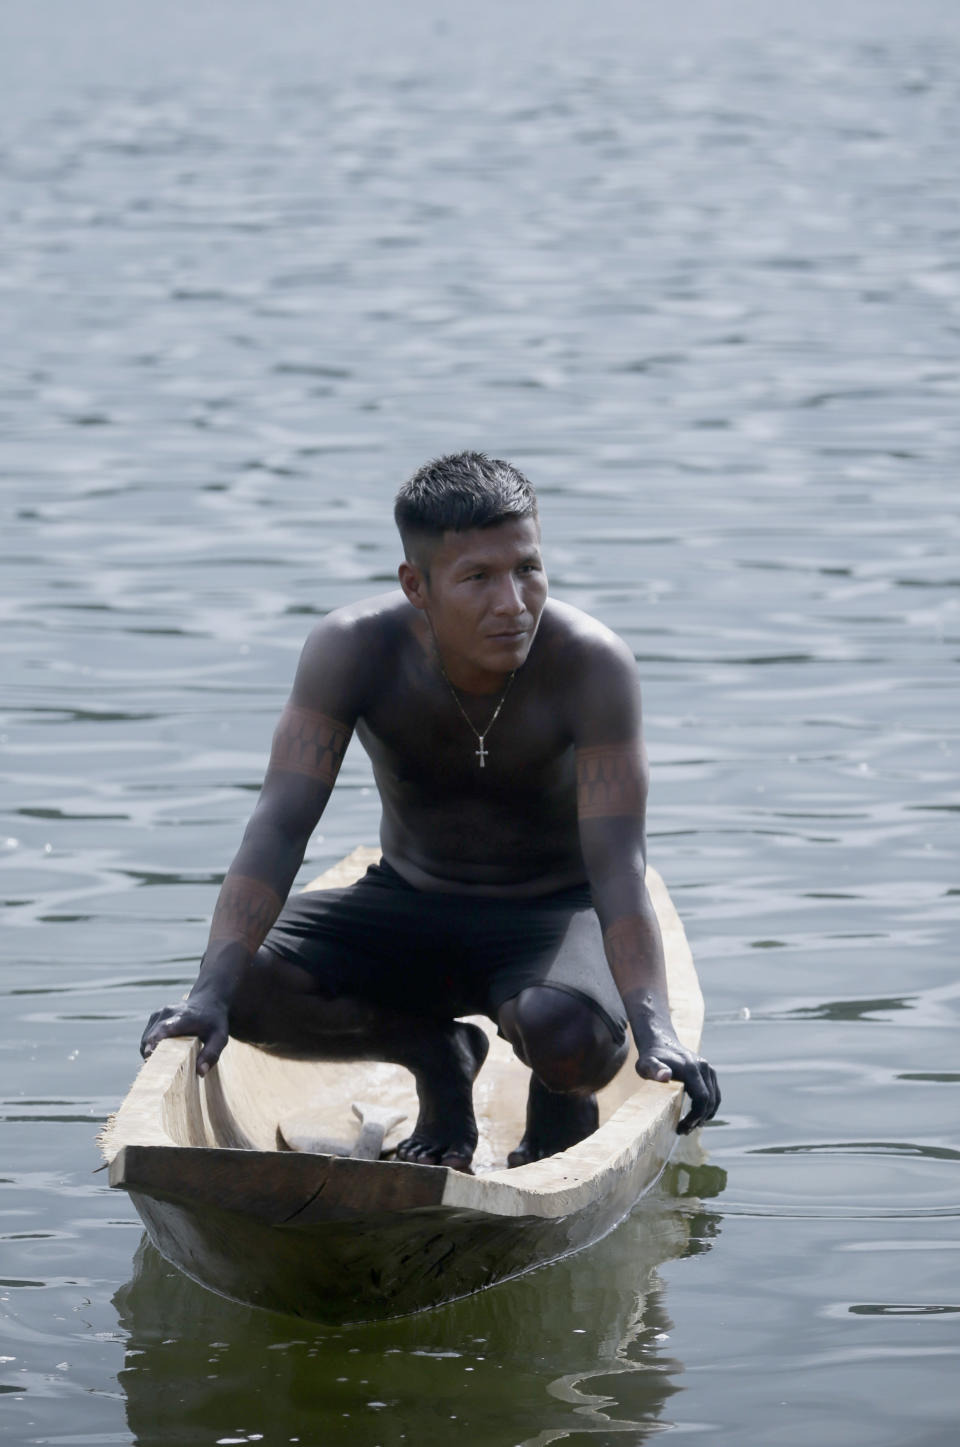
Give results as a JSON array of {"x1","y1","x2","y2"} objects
[{"x1": 437, "y1": 662, "x2": 517, "y2": 768}]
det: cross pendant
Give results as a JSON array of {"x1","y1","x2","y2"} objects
[{"x1": 476, "y1": 737, "x2": 488, "y2": 768}]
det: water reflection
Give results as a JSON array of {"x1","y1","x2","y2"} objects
[
  {"x1": 778, "y1": 995, "x2": 917, "y2": 1022},
  {"x1": 113, "y1": 1158, "x2": 725, "y2": 1446}
]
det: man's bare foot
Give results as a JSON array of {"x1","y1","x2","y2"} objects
[
  {"x1": 507, "y1": 1075, "x2": 599, "y2": 1167},
  {"x1": 395, "y1": 1021, "x2": 490, "y2": 1172}
]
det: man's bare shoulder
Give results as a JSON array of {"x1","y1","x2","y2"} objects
[
  {"x1": 538, "y1": 601, "x2": 641, "y2": 745},
  {"x1": 289, "y1": 591, "x2": 414, "y2": 717},
  {"x1": 307, "y1": 589, "x2": 409, "y2": 636},
  {"x1": 538, "y1": 598, "x2": 636, "y2": 674},
  {"x1": 298, "y1": 590, "x2": 412, "y2": 658}
]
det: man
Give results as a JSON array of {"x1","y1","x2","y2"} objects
[{"x1": 141, "y1": 452, "x2": 719, "y2": 1171}]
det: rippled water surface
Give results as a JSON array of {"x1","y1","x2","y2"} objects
[{"x1": 2, "y1": 2, "x2": 958, "y2": 1443}]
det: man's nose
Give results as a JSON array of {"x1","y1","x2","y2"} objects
[{"x1": 492, "y1": 575, "x2": 525, "y2": 615}]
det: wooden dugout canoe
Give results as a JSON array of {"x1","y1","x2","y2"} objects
[{"x1": 101, "y1": 847, "x2": 704, "y2": 1324}]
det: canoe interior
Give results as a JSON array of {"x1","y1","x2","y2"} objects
[{"x1": 102, "y1": 847, "x2": 702, "y2": 1176}]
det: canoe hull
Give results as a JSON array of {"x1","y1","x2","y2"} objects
[{"x1": 117, "y1": 1101, "x2": 680, "y2": 1323}]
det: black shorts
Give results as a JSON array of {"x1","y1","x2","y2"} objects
[{"x1": 262, "y1": 860, "x2": 627, "y2": 1044}]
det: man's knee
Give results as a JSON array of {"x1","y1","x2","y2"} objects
[
  {"x1": 227, "y1": 947, "x2": 316, "y2": 1045},
  {"x1": 225, "y1": 949, "x2": 271, "y2": 1044},
  {"x1": 500, "y1": 986, "x2": 627, "y2": 1095}
]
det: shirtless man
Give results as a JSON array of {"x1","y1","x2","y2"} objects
[{"x1": 141, "y1": 451, "x2": 720, "y2": 1171}]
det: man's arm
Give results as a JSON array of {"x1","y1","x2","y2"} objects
[
  {"x1": 573, "y1": 633, "x2": 720, "y2": 1133},
  {"x1": 140, "y1": 620, "x2": 360, "y2": 1074}
]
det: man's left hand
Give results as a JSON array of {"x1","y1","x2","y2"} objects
[{"x1": 634, "y1": 1021, "x2": 721, "y2": 1134}]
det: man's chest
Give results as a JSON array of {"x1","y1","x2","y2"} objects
[{"x1": 356, "y1": 671, "x2": 574, "y2": 800}]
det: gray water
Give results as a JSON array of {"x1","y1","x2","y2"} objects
[{"x1": 2, "y1": 1, "x2": 959, "y2": 1443}]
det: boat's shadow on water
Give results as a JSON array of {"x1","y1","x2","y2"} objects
[{"x1": 113, "y1": 1151, "x2": 726, "y2": 1447}]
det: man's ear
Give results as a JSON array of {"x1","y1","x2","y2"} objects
[{"x1": 398, "y1": 560, "x2": 429, "y2": 610}]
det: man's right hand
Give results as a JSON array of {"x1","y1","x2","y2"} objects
[{"x1": 140, "y1": 996, "x2": 229, "y2": 1077}]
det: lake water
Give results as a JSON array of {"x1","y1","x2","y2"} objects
[{"x1": 2, "y1": 2, "x2": 958, "y2": 1443}]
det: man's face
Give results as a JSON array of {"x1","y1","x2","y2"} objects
[{"x1": 413, "y1": 517, "x2": 548, "y2": 686}]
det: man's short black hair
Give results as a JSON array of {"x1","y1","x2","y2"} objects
[{"x1": 394, "y1": 451, "x2": 538, "y2": 563}]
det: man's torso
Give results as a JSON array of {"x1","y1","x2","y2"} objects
[{"x1": 331, "y1": 595, "x2": 607, "y2": 896}]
